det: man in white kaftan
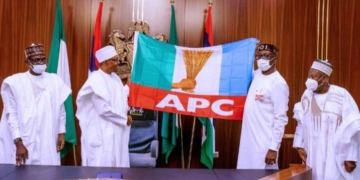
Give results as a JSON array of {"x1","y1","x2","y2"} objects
[
  {"x1": 0, "y1": 44, "x2": 71, "y2": 166},
  {"x1": 76, "y1": 45, "x2": 132, "y2": 167},
  {"x1": 237, "y1": 44, "x2": 289, "y2": 169},
  {"x1": 293, "y1": 59, "x2": 360, "y2": 180}
]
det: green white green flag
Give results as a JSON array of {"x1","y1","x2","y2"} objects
[
  {"x1": 48, "y1": 0, "x2": 77, "y2": 158},
  {"x1": 161, "y1": 4, "x2": 179, "y2": 164}
]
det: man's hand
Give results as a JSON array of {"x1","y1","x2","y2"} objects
[
  {"x1": 297, "y1": 148, "x2": 307, "y2": 164},
  {"x1": 15, "y1": 141, "x2": 28, "y2": 166},
  {"x1": 265, "y1": 149, "x2": 277, "y2": 165},
  {"x1": 127, "y1": 115, "x2": 133, "y2": 126},
  {"x1": 344, "y1": 161, "x2": 356, "y2": 173},
  {"x1": 127, "y1": 75, "x2": 131, "y2": 87},
  {"x1": 57, "y1": 133, "x2": 65, "y2": 152},
  {"x1": 179, "y1": 79, "x2": 197, "y2": 89},
  {"x1": 171, "y1": 79, "x2": 197, "y2": 89}
]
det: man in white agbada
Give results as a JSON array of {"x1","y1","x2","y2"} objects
[
  {"x1": 237, "y1": 44, "x2": 289, "y2": 169},
  {"x1": 76, "y1": 45, "x2": 132, "y2": 167},
  {"x1": 117, "y1": 63, "x2": 131, "y2": 97},
  {"x1": 0, "y1": 43, "x2": 71, "y2": 166},
  {"x1": 293, "y1": 59, "x2": 360, "y2": 180}
]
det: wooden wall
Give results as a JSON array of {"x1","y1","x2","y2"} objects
[{"x1": 0, "y1": 0, "x2": 359, "y2": 169}]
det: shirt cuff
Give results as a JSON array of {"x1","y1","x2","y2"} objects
[
  {"x1": 59, "y1": 125, "x2": 66, "y2": 134},
  {"x1": 11, "y1": 129, "x2": 21, "y2": 140},
  {"x1": 269, "y1": 141, "x2": 280, "y2": 151},
  {"x1": 345, "y1": 143, "x2": 358, "y2": 162},
  {"x1": 293, "y1": 136, "x2": 304, "y2": 148},
  {"x1": 345, "y1": 152, "x2": 358, "y2": 162}
]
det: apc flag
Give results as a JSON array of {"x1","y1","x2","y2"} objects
[
  {"x1": 48, "y1": 0, "x2": 77, "y2": 158},
  {"x1": 129, "y1": 32, "x2": 257, "y2": 120},
  {"x1": 89, "y1": 1, "x2": 103, "y2": 72}
]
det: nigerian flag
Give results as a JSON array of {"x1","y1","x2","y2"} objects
[
  {"x1": 48, "y1": 0, "x2": 77, "y2": 158},
  {"x1": 161, "y1": 3, "x2": 179, "y2": 164},
  {"x1": 198, "y1": 117, "x2": 214, "y2": 169},
  {"x1": 198, "y1": 4, "x2": 215, "y2": 169}
]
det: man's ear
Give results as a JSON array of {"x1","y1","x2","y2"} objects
[
  {"x1": 25, "y1": 60, "x2": 31, "y2": 66},
  {"x1": 324, "y1": 76, "x2": 330, "y2": 82},
  {"x1": 103, "y1": 60, "x2": 109, "y2": 66},
  {"x1": 270, "y1": 58, "x2": 277, "y2": 65}
]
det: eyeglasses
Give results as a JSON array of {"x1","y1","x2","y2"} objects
[
  {"x1": 255, "y1": 54, "x2": 276, "y2": 60},
  {"x1": 28, "y1": 58, "x2": 47, "y2": 64}
]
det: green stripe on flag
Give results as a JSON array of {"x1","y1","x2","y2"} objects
[
  {"x1": 198, "y1": 117, "x2": 214, "y2": 169},
  {"x1": 48, "y1": 0, "x2": 63, "y2": 73},
  {"x1": 132, "y1": 33, "x2": 176, "y2": 90},
  {"x1": 48, "y1": 0, "x2": 77, "y2": 158},
  {"x1": 161, "y1": 112, "x2": 178, "y2": 163},
  {"x1": 169, "y1": 5, "x2": 178, "y2": 45},
  {"x1": 161, "y1": 4, "x2": 179, "y2": 164}
]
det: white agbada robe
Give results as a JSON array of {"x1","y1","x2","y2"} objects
[
  {"x1": 0, "y1": 71, "x2": 71, "y2": 165},
  {"x1": 293, "y1": 85, "x2": 360, "y2": 180},
  {"x1": 76, "y1": 69, "x2": 130, "y2": 167},
  {"x1": 237, "y1": 69, "x2": 289, "y2": 169}
]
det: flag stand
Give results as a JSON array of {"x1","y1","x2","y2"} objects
[
  {"x1": 73, "y1": 144, "x2": 77, "y2": 166},
  {"x1": 187, "y1": 116, "x2": 196, "y2": 169},
  {"x1": 179, "y1": 114, "x2": 185, "y2": 169}
]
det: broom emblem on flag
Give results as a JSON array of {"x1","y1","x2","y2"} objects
[{"x1": 180, "y1": 50, "x2": 213, "y2": 93}]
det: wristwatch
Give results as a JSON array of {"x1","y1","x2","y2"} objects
[{"x1": 13, "y1": 138, "x2": 22, "y2": 144}]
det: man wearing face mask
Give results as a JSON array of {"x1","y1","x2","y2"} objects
[
  {"x1": 293, "y1": 59, "x2": 360, "y2": 179},
  {"x1": 237, "y1": 44, "x2": 289, "y2": 169},
  {"x1": 76, "y1": 45, "x2": 132, "y2": 167},
  {"x1": 0, "y1": 43, "x2": 71, "y2": 166}
]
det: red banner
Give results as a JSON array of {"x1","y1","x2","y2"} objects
[{"x1": 129, "y1": 83, "x2": 246, "y2": 120}]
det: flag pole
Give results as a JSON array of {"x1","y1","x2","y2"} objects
[
  {"x1": 187, "y1": 116, "x2": 196, "y2": 169},
  {"x1": 73, "y1": 144, "x2": 77, "y2": 165},
  {"x1": 179, "y1": 114, "x2": 185, "y2": 169}
]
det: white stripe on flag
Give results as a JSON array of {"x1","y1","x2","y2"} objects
[
  {"x1": 57, "y1": 40, "x2": 71, "y2": 88},
  {"x1": 201, "y1": 118, "x2": 215, "y2": 153},
  {"x1": 175, "y1": 113, "x2": 179, "y2": 128},
  {"x1": 210, "y1": 118, "x2": 215, "y2": 153}
]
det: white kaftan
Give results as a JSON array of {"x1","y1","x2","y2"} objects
[
  {"x1": 293, "y1": 85, "x2": 360, "y2": 180},
  {"x1": 76, "y1": 69, "x2": 130, "y2": 167},
  {"x1": 0, "y1": 71, "x2": 71, "y2": 165},
  {"x1": 237, "y1": 69, "x2": 289, "y2": 169}
]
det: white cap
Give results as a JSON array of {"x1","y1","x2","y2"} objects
[
  {"x1": 95, "y1": 45, "x2": 117, "y2": 63},
  {"x1": 311, "y1": 59, "x2": 333, "y2": 76}
]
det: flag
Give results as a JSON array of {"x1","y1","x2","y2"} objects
[
  {"x1": 161, "y1": 4, "x2": 179, "y2": 163},
  {"x1": 48, "y1": 0, "x2": 77, "y2": 158},
  {"x1": 89, "y1": 1, "x2": 103, "y2": 72},
  {"x1": 199, "y1": 5, "x2": 215, "y2": 169},
  {"x1": 129, "y1": 32, "x2": 258, "y2": 120},
  {"x1": 161, "y1": 112, "x2": 178, "y2": 163},
  {"x1": 198, "y1": 117, "x2": 214, "y2": 169},
  {"x1": 203, "y1": 6, "x2": 213, "y2": 47},
  {"x1": 169, "y1": 4, "x2": 178, "y2": 45}
]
